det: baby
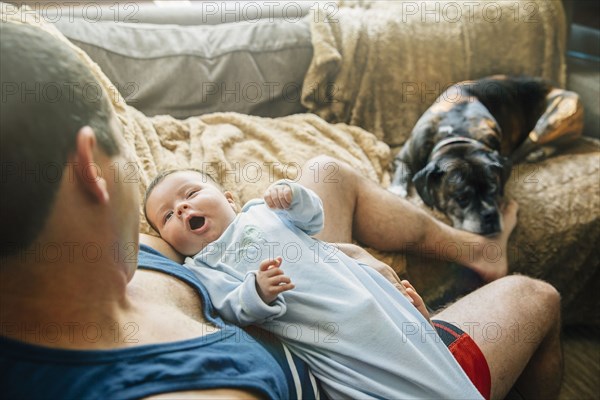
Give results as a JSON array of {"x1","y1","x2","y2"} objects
[{"x1": 144, "y1": 169, "x2": 484, "y2": 399}]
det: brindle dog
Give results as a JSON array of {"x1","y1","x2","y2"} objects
[{"x1": 389, "y1": 75, "x2": 583, "y2": 235}]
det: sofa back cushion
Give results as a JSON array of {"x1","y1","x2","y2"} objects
[{"x1": 52, "y1": 16, "x2": 313, "y2": 118}]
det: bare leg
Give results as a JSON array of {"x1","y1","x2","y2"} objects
[
  {"x1": 433, "y1": 275, "x2": 563, "y2": 399},
  {"x1": 298, "y1": 156, "x2": 518, "y2": 281}
]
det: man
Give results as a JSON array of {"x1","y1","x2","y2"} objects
[{"x1": 1, "y1": 21, "x2": 561, "y2": 399}]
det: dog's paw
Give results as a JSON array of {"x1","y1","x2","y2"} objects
[{"x1": 388, "y1": 184, "x2": 408, "y2": 197}]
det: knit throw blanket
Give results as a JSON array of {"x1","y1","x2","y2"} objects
[{"x1": 302, "y1": 0, "x2": 568, "y2": 146}]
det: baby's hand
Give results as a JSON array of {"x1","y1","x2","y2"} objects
[
  {"x1": 256, "y1": 257, "x2": 295, "y2": 304},
  {"x1": 264, "y1": 184, "x2": 293, "y2": 210},
  {"x1": 402, "y1": 280, "x2": 431, "y2": 323}
]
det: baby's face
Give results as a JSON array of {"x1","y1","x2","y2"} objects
[{"x1": 145, "y1": 171, "x2": 238, "y2": 256}]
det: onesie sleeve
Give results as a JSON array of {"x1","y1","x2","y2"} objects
[
  {"x1": 270, "y1": 180, "x2": 324, "y2": 236},
  {"x1": 187, "y1": 258, "x2": 287, "y2": 326}
]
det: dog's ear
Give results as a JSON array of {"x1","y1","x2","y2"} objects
[
  {"x1": 412, "y1": 162, "x2": 443, "y2": 208},
  {"x1": 487, "y1": 152, "x2": 512, "y2": 195}
]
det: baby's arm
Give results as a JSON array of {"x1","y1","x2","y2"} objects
[
  {"x1": 255, "y1": 257, "x2": 295, "y2": 304},
  {"x1": 263, "y1": 180, "x2": 324, "y2": 235},
  {"x1": 188, "y1": 258, "x2": 287, "y2": 326}
]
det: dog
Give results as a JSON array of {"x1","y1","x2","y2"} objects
[{"x1": 389, "y1": 75, "x2": 583, "y2": 235}]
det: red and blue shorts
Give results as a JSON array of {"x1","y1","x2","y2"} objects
[{"x1": 432, "y1": 319, "x2": 492, "y2": 400}]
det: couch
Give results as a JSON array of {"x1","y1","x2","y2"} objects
[{"x1": 2, "y1": 0, "x2": 598, "y2": 327}]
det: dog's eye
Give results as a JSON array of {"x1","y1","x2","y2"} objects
[{"x1": 455, "y1": 194, "x2": 470, "y2": 208}]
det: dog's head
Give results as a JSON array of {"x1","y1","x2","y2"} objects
[{"x1": 413, "y1": 147, "x2": 511, "y2": 235}]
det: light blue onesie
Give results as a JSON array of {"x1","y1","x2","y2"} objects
[{"x1": 185, "y1": 180, "x2": 483, "y2": 399}]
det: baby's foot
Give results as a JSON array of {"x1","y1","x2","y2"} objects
[{"x1": 470, "y1": 200, "x2": 519, "y2": 282}]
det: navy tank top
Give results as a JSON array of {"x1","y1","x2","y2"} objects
[{"x1": 0, "y1": 244, "x2": 322, "y2": 399}]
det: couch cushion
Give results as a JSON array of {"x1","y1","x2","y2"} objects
[{"x1": 52, "y1": 17, "x2": 313, "y2": 118}]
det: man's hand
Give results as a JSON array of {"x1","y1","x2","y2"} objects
[
  {"x1": 256, "y1": 257, "x2": 295, "y2": 304},
  {"x1": 264, "y1": 184, "x2": 293, "y2": 210}
]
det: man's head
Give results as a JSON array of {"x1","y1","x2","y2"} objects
[
  {"x1": 144, "y1": 169, "x2": 239, "y2": 256},
  {"x1": 0, "y1": 22, "x2": 134, "y2": 259}
]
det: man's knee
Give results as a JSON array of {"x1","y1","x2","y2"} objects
[
  {"x1": 534, "y1": 279, "x2": 561, "y2": 321},
  {"x1": 304, "y1": 155, "x2": 339, "y2": 167},
  {"x1": 501, "y1": 275, "x2": 561, "y2": 315},
  {"x1": 303, "y1": 155, "x2": 345, "y2": 172},
  {"x1": 301, "y1": 156, "x2": 353, "y2": 186}
]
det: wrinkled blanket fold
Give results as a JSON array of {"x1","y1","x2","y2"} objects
[{"x1": 128, "y1": 109, "x2": 391, "y2": 236}]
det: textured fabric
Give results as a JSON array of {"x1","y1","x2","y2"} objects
[
  {"x1": 186, "y1": 181, "x2": 483, "y2": 399},
  {"x1": 0, "y1": 245, "x2": 291, "y2": 400},
  {"x1": 432, "y1": 320, "x2": 492, "y2": 400},
  {"x1": 52, "y1": 16, "x2": 313, "y2": 118},
  {"x1": 129, "y1": 110, "x2": 391, "y2": 236},
  {"x1": 302, "y1": 0, "x2": 568, "y2": 146}
]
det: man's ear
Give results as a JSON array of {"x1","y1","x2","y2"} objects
[
  {"x1": 412, "y1": 161, "x2": 442, "y2": 208},
  {"x1": 74, "y1": 126, "x2": 109, "y2": 204},
  {"x1": 224, "y1": 191, "x2": 239, "y2": 213}
]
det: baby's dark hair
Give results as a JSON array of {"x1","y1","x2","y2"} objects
[{"x1": 144, "y1": 168, "x2": 221, "y2": 233}]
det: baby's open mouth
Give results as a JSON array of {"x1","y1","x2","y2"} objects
[{"x1": 189, "y1": 216, "x2": 205, "y2": 230}]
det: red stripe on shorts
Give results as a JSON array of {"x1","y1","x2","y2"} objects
[{"x1": 432, "y1": 320, "x2": 491, "y2": 400}]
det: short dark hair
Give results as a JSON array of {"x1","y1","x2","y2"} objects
[
  {"x1": 143, "y1": 168, "x2": 220, "y2": 233},
  {"x1": 0, "y1": 22, "x2": 119, "y2": 257}
]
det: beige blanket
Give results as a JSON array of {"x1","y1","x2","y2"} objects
[
  {"x1": 302, "y1": 0, "x2": 568, "y2": 146},
  {"x1": 126, "y1": 109, "x2": 391, "y2": 235}
]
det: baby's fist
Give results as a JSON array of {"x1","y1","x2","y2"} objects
[
  {"x1": 264, "y1": 184, "x2": 293, "y2": 209},
  {"x1": 256, "y1": 257, "x2": 295, "y2": 304}
]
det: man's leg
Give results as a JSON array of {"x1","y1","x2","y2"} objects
[
  {"x1": 433, "y1": 275, "x2": 563, "y2": 399},
  {"x1": 297, "y1": 156, "x2": 518, "y2": 281}
]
